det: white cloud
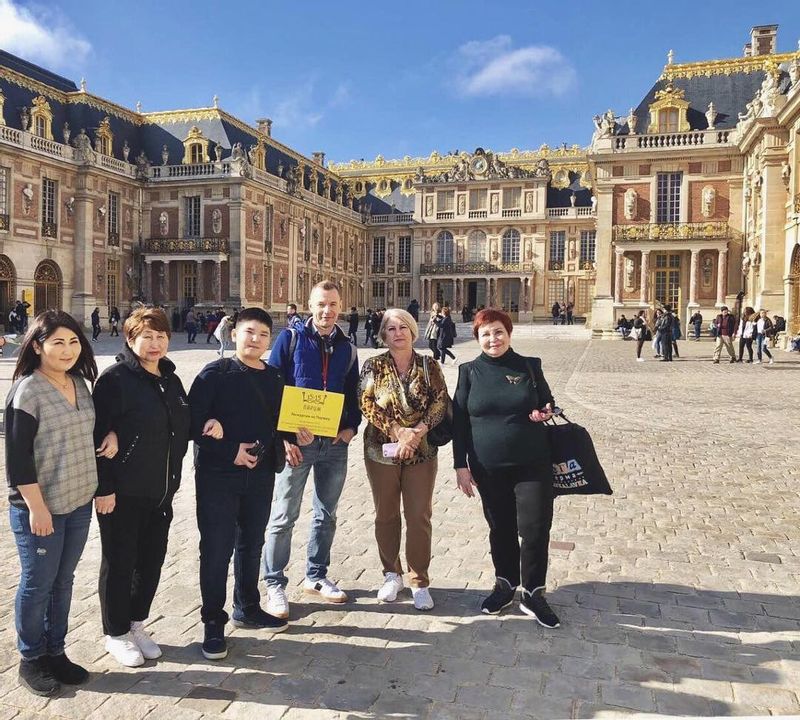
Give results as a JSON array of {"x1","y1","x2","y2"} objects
[
  {"x1": 0, "y1": 0, "x2": 91, "y2": 72},
  {"x1": 454, "y1": 35, "x2": 576, "y2": 98},
  {"x1": 244, "y1": 79, "x2": 352, "y2": 132}
]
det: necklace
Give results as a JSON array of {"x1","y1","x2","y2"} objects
[{"x1": 38, "y1": 369, "x2": 70, "y2": 390}]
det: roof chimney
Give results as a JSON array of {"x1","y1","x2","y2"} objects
[
  {"x1": 750, "y1": 25, "x2": 778, "y2": 56},
  {"x1": 312, "y1": 151, "x2": 326, "y2": 167},
  {"x1": 257, "y1": 118, "x2": 272, "y2": 137}
]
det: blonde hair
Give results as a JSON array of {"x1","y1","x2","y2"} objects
[{"x1": 379, "y1": 308, "x2": 419, "y2": 342}]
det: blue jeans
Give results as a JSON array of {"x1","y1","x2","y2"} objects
[
  {"x1": 9, "y1": 502, "x2": 92, "y2": 659},
  {"x1": 693, "y1": 323, "x2": 701, "y2": 340},
  {"x1": 756, "y1": 333, "x2": 772, "y2": 361},
  {"x1": 262, "y1": 437, "x2": 349, "y2": 588},
  {"x1": 196, "y1": 469, "x2": 274, "y2": 625}
]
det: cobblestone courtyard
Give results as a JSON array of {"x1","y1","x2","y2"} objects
[{"x1": 1, "y1": 326, "x2": 800, "y2": 719}]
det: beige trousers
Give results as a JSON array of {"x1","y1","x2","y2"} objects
[
  {"x1": 365, "y1": 457, "x2": 437, "y2": 588},
  {"x1": 713, "y1": 335, "x2": 736, "y2": 361}
]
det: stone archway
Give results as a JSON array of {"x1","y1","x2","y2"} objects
[
  {"x1": 0, "y1": 254, "x2": 17, "y2": 329},
  {"x1": 790, "y1": 245, "x2": 800, "y2": 336},
  {"x1": 34, "y1": 259, "x2": 63, "y2": 312}
]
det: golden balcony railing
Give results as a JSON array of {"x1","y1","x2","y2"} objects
[
  {"x1": 420, "y1": 261, "x2": 522, "y2": 274},
  {"x1": 613, "y1": 221, "x2": 732, "y2": 242},
  {"x1": 142, "y1": 237, "x2": 230, "y2": 254}
]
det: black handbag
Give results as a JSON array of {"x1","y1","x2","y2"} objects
[
  {"x1": 546, "y1": 411, "x2": 612, "y2": 497},
  {"x1": 422, "y1": 356, "x2": 453, "y2": 447}
]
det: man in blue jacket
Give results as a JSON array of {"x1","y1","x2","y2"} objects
[{"x1": 263, "y1": 280, "x2": 361, "y2": 620}]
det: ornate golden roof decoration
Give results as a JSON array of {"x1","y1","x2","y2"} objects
[
  {"x1": 661, "y1": 51, "x2": 799, "y2": 80},
  {"x1": 647, "y1": 82, "x2": 690, "y2": 133},
  {"x1": 94, "y1": 115, "x2": 113, "y2": 156}
]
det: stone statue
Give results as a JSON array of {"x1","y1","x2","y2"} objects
[
  {"x1": 158, "y1": 264, "x2": 166, "y2": 297},
  {"x1": 424, "y1": 244, "x2": 431, "y2": 263},
  {"x1": 626, "y1": 108, "x2": 637, "y2": 135},
  {"x1": 135, "y1": 150, "x2": 150, "y2": 179},
  {"x1": 739, "y1": 90, "x2": 763, "y2": 123},
  {"x1": 124, "y1": 208, "x2": 132, "y2": 232},
  {"x1": 211, "y1": 208, "x2": 222, "y2": 235},
  {"x1": 457, "y1": 195, "x2": 466, "y2": 215},
  {"x1": 570, "y1": 193, "x2": 576, "y2": 207},
  {"x1": 72, "y1": 128, "x2": 93, "y2": 162},
  {"x1": 790, "y1": 58, "x2": 800, "y2": 86},
  {"x1": 534, "y1": 158, "x2": 551, "y2": 178},
  {"x1": 624, "y1": 255, "x2": 635, "y2": 290},
  {"x1": 159, "y1": 211, "x2": 169, "y2": 237},
  {"x1": 624, "y1": 188, "x2": 638, "y2": 220},
  {"x1": 213, "y1": 143, "x2": 223, "y2": 162},
  {"x1": 782, "y1": 160, "x2": 792, "y2": 189},
  {"x1": 741, "y1": 251, "x2": 751, "y2": 275},
  {"x1": 277, "y1": 161, "x2": 285, "y2": 178},
  {"x1": 591, "y1": 195, "x2": 597, "y2": 213},
  {"x1": 525, "y1": 193, "x2": 534, "y2": 213},
  {"x1": 701, "y1": 186, "x2": 716, "y2": 218},
  {"x1": 425, "y1": 196, "x2": 434, "y2": 217},
  {"x1": 702, "y1": 256, "x2": 713, "y2": 285},
  {"x1": 247, "y1": 144, "x2": 258, "y2": 164},
  {"x1": 19, "y1": 106, "x2": 30, "y2": 131},
  {"x1": 253, "y1": 210, "x2": 262, "y2": 228},
  {"x1": 64, "y1": 196, "x2": 75, "y2": 217},
  {"x1": 592, "y1": 109, "x2": 616, "y2": 141},
  {"x1": 490, "y1": 194, "x2": 499, "y2": 214},
  {"x1": 705, "y1": 102, "x2": 717, "y2": 130},
  {"x1": 62, "y1": 122, "x2": 71, "y2": 145},
  {"x1": 125, "y1": 265, "x2": 134, "y2": 291},
  {"x1": 161, "y1": 145, "x2": 169, "y2": 166},
  {"x1": 122, "y1": 140, "x2": 130, "y2": 162},
  {"x1": 415, "y1": 166, "x2": 428, "y2": 183},
  {"x1": 22, "y1": 183, "x2": 34, "y2": 215}
]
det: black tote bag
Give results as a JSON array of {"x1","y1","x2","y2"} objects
[{"x1": 546, "y1": 413, "x2": 612, "y2": 497}]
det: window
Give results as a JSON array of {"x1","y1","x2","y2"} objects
[
  {"x1": 371, "y1": 281, "x2": 386, "y2": 304},
  {"x1": 469, "y1": 189, "x2": 487, "y2": 209},
  {"x1": 397, "y1": 236, "x2": 411, "y2": 270},
  {"x1": 35, "y1": 116, "x2": 47, "y2": 138},
  {"x1": 437, "y1": 191, "x2": 454, "y2": 212},
  {"x1": 502, "y1": 187, "x2": 521, "y2": 209},
  {"x1": 95, "y1": 117, "x2": 113, "y2": 156},
  {"x1": 656, "y1": 172, "x2": 682, "y2": 223},
  {"x1": 30, "y1": 96, "x2": 53, "y2": 140},
  {"x1": 658, "y1": 109, "x2": 679, "y2": 133},
  {"x1": 108, "y1": 192, "x2": 119, "y2": 245},
  {"x1": 42, "y1": 178, "x2": 57, "y2": 237},
  {"x1": 549, "y1": 231, "x2": 566, "y2": 269},
  {"x1": 501, "y1": 229, "x2": 520, "y2": 263},
  {"x1": 185, "y1": 195, "x2": 201, "y2": 237},
  {"x1": 263, "y1": 263, "x2": 273, "y2": 306},
  {"x1": 580, "y1": 230, "x2": 596, "y2": 264},
  {"x1": 397, "y1": 280, "x2": 411, "y2": 302},
  {"x1": 467, "y1": 230, "x2": 486, "y2": 262},
  {"x1": 547, "y1": 278, "x2": 564, "y2": 307},
  {"x1": 436, "y1": 231, "x2": 454, "y2": 264},
  {"x1": 372, "y1": 236, "x2": 386, "y2": 272},
  {"x1": 0, "y1": 167, "x2": 8, "y2": 228},
  {"x1": 106, "y1": 258, "x2": 119, "y2": 311},
  {"x1": 264, "y1": 204, "x2": 274, "y2": 253},
  {"x1": 190, "y1": 144, "x2": 203, "y2": 164}
]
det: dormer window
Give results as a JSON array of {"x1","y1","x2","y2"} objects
[
  {"x1": 190, "y1": 143, "x2": 204, "y2": 164},
  {"x1": 30, "y1": 96, "x2": 53, "y2": 140},
  {"x1": 658, "y1": 109, "x2": 679, "y2": 133},
  {"x1": 182, "y1": 126, "x2": 210, "y2": 164},
  {"x1": 94, "y1": 117, "x2": 114, "y2": 156},
  {"x1": 647, "y1": 83, "x2": 689, "y2": 134}
]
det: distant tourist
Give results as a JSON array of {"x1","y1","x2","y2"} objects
[{"x1": 712, "y1": 306, "x2": 736, "y2": 364}]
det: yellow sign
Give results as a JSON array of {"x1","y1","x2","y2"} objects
[{"x1": 277, "y1": 386, "x2": 345, "y2": 438}]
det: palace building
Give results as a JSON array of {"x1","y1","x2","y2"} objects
[{"x1": 1, "y1": 24, "x2": 799, "y2": 341}]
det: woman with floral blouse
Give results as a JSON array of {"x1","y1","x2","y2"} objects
[{"x1": 358, "y1": 308, "x2": 449, "y2": 610}]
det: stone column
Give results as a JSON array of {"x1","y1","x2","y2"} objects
[
  {"x1": 162, "y1": 260, "x2": 171, "y2": 304},
  {"x1": 716, "y1": 248, "x2": 727, "y2": 306},
  {"x1": 640, "y1": 251, "x2": 650, "y2": 305},
  {"x1": 213, "y1": 261, "x2": 222, "y2": 304},
  {"x1": 70, "y1": 167, "x2": 95, "y2": 325},
  {"x1": 195, "y1": 259, "x2": 203, "y2": 304},
  {"x1": 688, "y1": 249, "x2": 700, "y2": 306},
  {"x1": 143, "y1": 259, "x2": 152, "y2": 302},
  {"x1": 614, "y1": 249, "x2": 624, "y2": 305}
]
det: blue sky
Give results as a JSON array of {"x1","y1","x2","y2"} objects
[{"x1": 2, "y1": 0, "x2": 800, "y2": 163}]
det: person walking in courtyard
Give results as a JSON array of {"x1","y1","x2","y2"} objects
[
  {"x1": 185, "y1": 306, "x2": 198, "y2": 344},
  {"x1": 735, "y1": 306, "x2": 756, "y2": 363},
  {"x1": 109, "y1": 306, "x2": 121, "y2": 337},
  {"x1": 424, "y1": 304, "x2": 442, "y2": 360},
  {"x1": 652, "y1": 308, "x2": 664, "y2": 357},
  {"x1": 189, "y1": 307, "x2": 288, "y2": 660},
  {"x1": 754, "y1": 309, "x2": 775, "y2": 365},
  {"x1": 92, "y1": 307, "x2": 191, "y2": 668},
  {"x1": 712, "y1": 306, "x2": 737, "y2": 364},
  {"x1": 358, "y1": 308, "x2": 448, "y2": 611},
  {"x1": 452, "y1": 308, "x2": 560, "y2": 628},
  {"x1": 347, "y1": 307, "x2": 359, "y2": 345},
  {"x1": 263, "y1": 281, "x2": 361, "y2": 619},
  {"x1": 5, "y1": 311, "x2": 116, "y2": 695},
  {"x1": 689, "y1": 310, "x2": 704, "y2": 341},
  {"x1": 632, "y1": 310, "x2": 650, "y2": 362},
  {"x1": 91, "y1": 307, "x2": 102, "y2": 342},
  {"x1": 213, "y1": 314, "x2": 231, "y2": 358},
  {"x1": 436, "y1": 306, "x2": 458, "y2": 365},
  {"x1": 657, "y1": 306, "x2": 674, "y2": 362},
  {"x1": 551, "y1": 302, "x2": 560, "y2": 326}
]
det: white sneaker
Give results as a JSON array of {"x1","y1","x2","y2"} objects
[
  {"x1": 105, "y1": 633, "x2": 145, "y2": 667},
  {"x1": 130, "y1": 621, "x2": 162, "y2": 660},
  {"x1": 636, "y1": 358, "x2": 645, "y2": 362},
  {"x1": 303, "y1": 577, "x2": 348, "y2": 603},
  {"x1": 412, "y1": 587, "x2": 434, "y2": 611},
  {"x1": 377, "y1": 572, "x2": 404, "y2": 602},
  {"x1": 754, "y1": 360, "x2": 761, "y2": 364},
  {"x1": 266, "y1": 586, "x2": 290, "y2": 619},
  {"x1": 769, "y1": 358, "x2": 774, "y2": 365}
]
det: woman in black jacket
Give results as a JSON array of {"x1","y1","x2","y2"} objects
[
  {"x1": 92, "y1": 307, "x2": 191, "y2": 667},
  {"x1": 436, "y1": 306, "x2": 457, "y2": 365},
  {"x1": 452, "y1": 308, "x2": 559, "y2": 627}
]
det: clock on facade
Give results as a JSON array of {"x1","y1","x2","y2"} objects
[{"x1": 470, "y1": 155, "x2": 488, "y2": 176}]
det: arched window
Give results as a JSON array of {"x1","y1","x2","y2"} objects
[
  {"x1": 30, "y1": 96, "x2": 53, "y2": 140},
  {"x1": 34, "y1": 259, "x2": 62, "y2": 311},
  {"x1": 190, "y1": 143, "x2": 204, "y2": 164},
  {"x1": 0, "y1": 254, "x2": 17, "y2": 324},
  {"x1": 501, "y1": 229, "x2": 520, "y2": 264},
  {"x1": 467, "y1": 230, "x2": 486, "y2": 262},
  {"x1": 182, "y1": 126, "x2": 210, "y2": 164},
  {"x1": 436, "y1": 231, "x2": 454, "y2": 264},
  {"x1": 94, "y1": 117, "x2": 114, "y2": 156}
]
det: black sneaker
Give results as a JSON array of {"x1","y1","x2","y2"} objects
[
  {"x1": 18, "y1": 657, "x2": 60, "y2": 696},
  {"x1": 520, "y1": 589, "x2": 561, "y2": 628},
  {"x1": 48, "y1": 653, "x2": 89, "y2": 685},
  {"x1": 480, "y1": 578, "x2": 517, "y2": 615},
  {"x1": 202, "y1": 622, "x2": 228, "y2": 660},
  {"x1": 231, "y1": 607, "x2": 289, "y2": 632}
]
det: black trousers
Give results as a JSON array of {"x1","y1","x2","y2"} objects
[
  {"x1": 661, "y1": 336, "x2": 673, "y2": 361},
  {"x1": 738, "y1": 337, "x2": 753, "y2": 361},
  {"x1": 92, "y1": 324, "x2": 101, "y2": 340},
  {"x1": 473, "y1": 463, "x2": 553, "y2": 592},
  {"x1": 196, "y1": 469, "x2": 274, "y2": 625},
  {"x1": 98, "y1": 494, "x2": 173, "y2": 636},
  {"x1": 428, "y1": 339, "x2": 440, "y2": 360}
]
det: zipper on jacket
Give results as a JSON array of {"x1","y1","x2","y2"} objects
[{"x1": 160, "y1": 444, "x2": 171, "y2": 507}]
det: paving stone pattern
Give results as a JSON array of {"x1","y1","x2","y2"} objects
[{"x1": 1, "y1": 326, "x2": 799, "y2": 719}]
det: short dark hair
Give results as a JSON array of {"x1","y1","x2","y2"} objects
[
  {"x1": 472, "y1": 308, "x2": 513, "y2": 339},
  {"x1": 287, "y1": 303, "x2": 297, "y2": 312},
  {"x1": 124, "y1": 306, "x2": 171, "y2": 342},
  {"x1": 235, "y1": 307, "x2": 273, "y2": 330},
  {"x1": 13, "y1": 310, "x2": 97, "y2": 382},
  {"x1": 310, "y1": 280, "x2": 340, "y2": 296}
]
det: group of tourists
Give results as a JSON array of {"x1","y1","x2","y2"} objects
[
  {"x1": 550, "y1": 301, "x2": 574, "y2": 325},
  {"x1": 423, "y1": 303, "x2": 459, "y2": 364},
  {"x1": 5, "y1": 279, "x2": 563, "y2": 698}
]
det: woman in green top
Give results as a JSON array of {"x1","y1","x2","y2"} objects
[{"x1": 452, "y1": 308, "x2": 560, "y2": 627}]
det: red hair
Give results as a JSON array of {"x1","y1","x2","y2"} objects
[{"x1": 472, "y1": 308, "x2": 513, "y2": 340}]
